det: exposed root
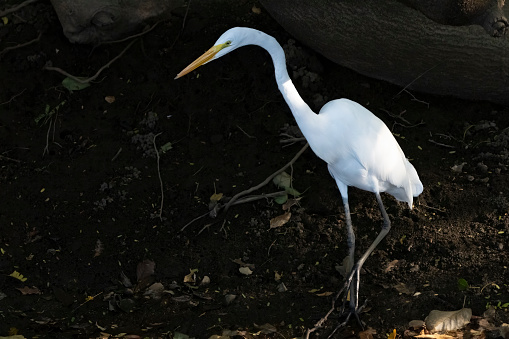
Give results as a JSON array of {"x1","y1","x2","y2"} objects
[
  {"x1": 0, "y1": 0, "x2": 38, "y2": 17},
  {"x1": 0, "y1": 31, "x2": 41, "y2": 58}
]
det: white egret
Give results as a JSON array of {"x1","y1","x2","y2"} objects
[{"x1": 175, "y1": 27, "x2": 423, "y2": 328}]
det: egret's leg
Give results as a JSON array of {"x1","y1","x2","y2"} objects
[
  {"x1": 342, "y1": 198, "x2": 357, "y2": 309},
  {"x1": 305, "y1": 193, "x2": 392, "y2": 338},
  {"x1": 350, "y1": 192, "x2": 391, "y2": 308}
]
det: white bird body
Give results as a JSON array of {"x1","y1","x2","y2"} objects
[{"x1": 176, "y1": 26, "x2": 423, "y2": 328}]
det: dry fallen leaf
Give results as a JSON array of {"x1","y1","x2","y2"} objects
[
  {"x1": 394, "y1": 282, "x2": 415, "y2": 295},
  {"x1": 251, "y1": 5, "x2": 262, "y2": 14},
  {"x1": 274, "y1": 271, "x2": 282, "y2": 281},
  {"x1": 183, "y1": 268, "x2": 198, "y2": 283},
  {"x1": 93, "y1": 239, "x2": 103, "y2": 257},
  {"x1": 385, "y1": 259, "x2": 399, "y2": 272},
  {"x1": 270, "y1": 212, "x2": 291, "y2": 228},
  {"x1": 425, "y1": 308, "x2": 472, "y2": 332},
  {"x1": 210, "y1": 192, "x2": 223, "y2": 202},
  {"x1": 316, "y1": 291, "x2": 333, "y2": 297},
  {"x1": 282, "y1": 197, "x2": 301, "y2": 211},
  {"x1": 16, "y1": 286, "x2": 41, "y2": 295},
  {"x1": 359, "y1": 328, "x2": 377, "y2": 339},
  {"x1": 104, "y1": 96, "x2": 115, "y2": 103},
  {"x1": 239, "y1": 266, "x2": 253, "y2": 275},
  {"x1": 451, "y1": 162, "x2": 467, "y2": 173},
  {"x1": 415, "y1": 334, "x2": 453, "y2": 338}
]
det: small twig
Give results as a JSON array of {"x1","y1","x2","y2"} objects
[
  {"x1": 42, "y1": 118, "x2": 51, "y2": 156},
  {"x1": 0, "y1": 155, "x2": 21, "y2": 163},
  {"x1": 1, "y1": 88, "x2": 26, "y2": 106},
  {"x1": 0, "y1": 31, "x2": 42, "y2": 57},
  {"x1": 267, "y1": 239, "x2": 277, "y2": 257},
  {"x1": 279, "y1": 135, "x2": 306, "y2": 147},
  {"x1": 44, "y1": 38, "x2": 138, "y2": 84},
  {"x1": 224, "y1": 143, "x2": 309, "y2": 212},
  {"x1": 197, "y1": 223, "x2": 213, "y2": 236},
  {"x1": 394, "y1": 64, "x2": 440, "y2": 98},
  {"x1": 168, "y1": 0, "x2": 192, "y2": 50},
  {"x1": 111, "y1": 148, "x2": 122, "y2": 161},
  {"x1": 0, "y1": 0, "x2": 38, "y2": 16},
  {"x1": 180, "y1": 211, "x2": 210, "y2": 232},
  {"x1": 97, "y1": 21, "x2": 161, "y2": 46},
  {"x1": 153, "y1": 133, "x2": 164, "y2": 221},
  {"x1": 236, "y1": 125, "x2": 256, "y2": 139},
  {"x1": 420, "y1": 203, "x2": 446, "y2": 213},
  {"x1": 428, "y1": 139, "x2": 455, "y2": 148},
  {"x1": 402, "y1": 89, "x2": 429, "y2": 108}
]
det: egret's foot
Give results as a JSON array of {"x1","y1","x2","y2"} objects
[
  {"x1": 304, "y1": 270, "x2": 367, "y2": 338},
  {"x1": 327, "y1": 299, "x2": 368, "y2": 338}
]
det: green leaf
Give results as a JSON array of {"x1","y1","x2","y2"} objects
[
  {"x1": 160, "y1": 142, "x2": 172, "y2": 153},
  {"x1": 62, "y1": 77, "x2": 91, "y2": 92},
  {"x1": 285, "y1": 186, "x2": 301, "y2": 197},
  {"x1": 457, "y1": 278, "x2": 469, "y2": 291},
  {"x1": 274, "y1": 194, "x2": 288, "y2": 204},
  {"x1": 273, "y1": 172, "x2": 301, "y2": 197},
  {"x1": 273, "y1": 172, "x2": 292, "y2": 188}
]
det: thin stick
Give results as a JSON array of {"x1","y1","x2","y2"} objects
[
  {"x1": 42, "y1": 118, "x2": 51, "y2": 156},
  {"x1": 224, "y1": 143, "x2": 309, "y2": 212},
  {"x1": 180, "y1": 211, "x2": 210, "y2": 232},
  {"x1": 153, "y1": 133, "x2": 164, "y2": 221},
  {"x1": 0, "y1": 0, "x2": 38, "y2": 16},
  {"x1": 237, "y1": 125, "x2": 256, "y2": 139},
  {"x1": 0, "y1": 31, "x2": 42, "y2": 57},
  {"x1": 0, "y1": 88, "x2": 26, "y2": 106},
  {"x1": 97, "y1": 21, "x2": 160, "y2": 46},
  {"x1": 394, "y1": 64, "x2": 440, "y2": 98},
  {"x1": 428, "y1": 139, "x2": 455, "y2": 148},
  {"x1": 111, "y1": 148, "x2": 122, "y2": 161},
  {"x1": 168, "y1": 0, "x2": 192, "y2": 50},
  {"x1": 44, "y1": 38, "x2": 138, "y2": 84}
]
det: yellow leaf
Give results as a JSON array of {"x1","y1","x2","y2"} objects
[
  {"x1": 183, "y1": 268, "x2": 198, "y2": 283},
  {"x1": 9, "y1": 271, "x2": 27, "y2": 282},
  {"x1": 316, "y1": 291, "x2": 333, "y2": 297},
  {"x1": 1, "y1": 17, "x2": 8, "y2": 25},
  {"x1": 388, "y1": 329, "x2": 396, "y2": 339},
  {"x1": 210, "y1": 192, "x2": 223, "y2": 202}
]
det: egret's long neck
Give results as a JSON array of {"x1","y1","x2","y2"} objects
[{"x1": 251, "y1": 32, "x2": 318, "y2": 133}]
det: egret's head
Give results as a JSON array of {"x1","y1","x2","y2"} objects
[{"x1": 175, "y1": 27, "x2": 250, "y2": 79}]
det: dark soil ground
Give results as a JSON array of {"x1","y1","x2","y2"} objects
[{"x1": 1, "y1": 1, "x2": 509, "y2": 338}]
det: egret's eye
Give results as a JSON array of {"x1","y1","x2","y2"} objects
[{"x1": 225, "y1": 40, "x2": 232, "y2": 46}]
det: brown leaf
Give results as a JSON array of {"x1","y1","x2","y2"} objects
[
  {"x1": 359, "y1": 328, "x2": 377, "y2": 339},
  {"x1": 93, "y1": 239, "x2": 103, "y2": 258},
  {"x1": 104, "y1": 96, "x2": 115, "y2": 104},
  {"x1": 137, "y1": 259, "x2": 155, "y2": 281},
  {"x1": 16, "y1": 286, "x2": 41, "y2": 295},
  {"x1": 282, "y1": 197, "x2": 302, "y2": 211},
  {"x1": 270, "y1": 212, "x2": 291, "y2": 228},
  {"x1": 251, "y1": 5, "x2": 262, "y2": 14},
  {"x1": 384, "y1": 259, "x2": 399, "y2": 272}
]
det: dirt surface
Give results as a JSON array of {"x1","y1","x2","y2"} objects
[{"x1": 1, "y1": 1, "x2": 509, "y2": 338}]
